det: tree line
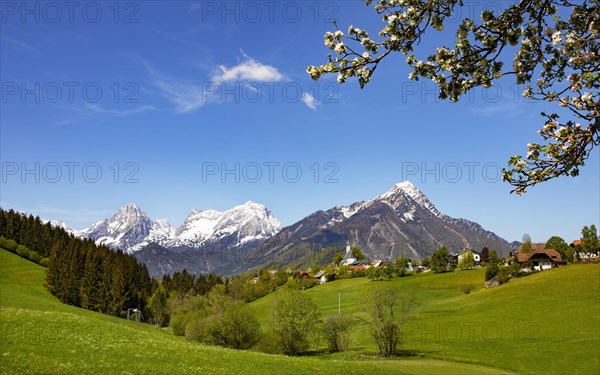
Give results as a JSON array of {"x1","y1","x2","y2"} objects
[{"x1": 0, "y1": 208, "x2": 151, "y2": 318}]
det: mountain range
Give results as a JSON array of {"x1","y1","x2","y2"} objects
[
  {"x1": 237, "y1": 181, "x2": 513, "y2": 274},
  {"x1": 71, "y1": 181, "x2": 513, "y2": 276},
  {"x1": 78, "y1": 201, "x2": 282, "y2": 253}
]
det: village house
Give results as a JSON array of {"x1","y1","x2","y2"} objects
[
  {"x1": 313, "y1": 270, "x2": 327, "y2": 284},
  {"x1": 448, "y1": 252, "x2": 460, "y2": 268},
  {"x1": 457, "y1": 249, "x2": 481, "y2": 264},
  {"x1": 297, "y1": 270, "x2": 311, "y2": 279},
  {"x1": 517, "y1": 243, "x2": 566, "y2": 271},
  {"x1": 349, "y1": 264, "x2": 367, "y2": 272}
]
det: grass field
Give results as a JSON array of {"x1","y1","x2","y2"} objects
[
  {"x1": 0, "y1": 248, "x2": 513, "y2": 374},
  {"x1": 248, "y1": 266, "x2": 600, "y2": 374}
]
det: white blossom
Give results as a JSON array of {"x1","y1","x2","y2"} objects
[{"x1": 551, "y1": 31, "x2": 561, "y2": 45}]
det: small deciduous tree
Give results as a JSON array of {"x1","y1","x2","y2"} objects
[
  {"x1": 457, "y1": 250, "x2": 475, "y2": 270},
  {"x1": 323, "y1": 314, "x2": 353, "y2": 353},
  {"x1": 581, "y1": 224, "x2": 599, "y2": 253},
  {"x1": 351, "y1": 246, "x2": 365, "y2": 260},
  {"x1": 496, "y1": 266, "x2": 511, "y2": 284},
  {"x1": 545, "y1": 235, "x2": 570, "y2": 260},
  {"x1": 485, "y1": 263, "x2": 499, "y2": 281},
  {"x1": 431, "y1": 246, "x2": 449, "y2": 273},
  {"x1": 395, "y1": 256, "x2": 409, "y2": 276},
  {"x1": 333, "y1": 252, "x2": 344, "y2": 265},
  {"x1": 272, "y1": 288, "x2": 321, "y2": 356},
  {"x1": 488, "y1": 250, "x2": 502, "y2": 265},
  {"x1": 148, "y1": 287, "x2": 169, "y2": 327},
  {"x1": 521, "y1": 234, "x2": 533, "y2": 253},
  {"x1": 363, "y1": 285, "x2": 416, "y2": 357}
]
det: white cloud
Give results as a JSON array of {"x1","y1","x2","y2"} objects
[
  {"x1": 147, "y1": 52, "x2": 285, "y2": 113},
  {"x1": 301, "y1": 93, "x2": 318, "y2": 110},
  {"x1": 151, "y1": 77, "x2": 213, "y2": 113},
  {"x1": 212, "y1": 53, "x2": 284, "y2": 84}
]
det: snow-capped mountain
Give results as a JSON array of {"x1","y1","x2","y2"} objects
[
  {"x1": 41, "y1": 219, "x2": 75, "y2": 234},
  {"x1": 79, "y1": 201, "x2": 282, "y2": 254},
  {"x1": 237, "y1": 181, "x2": 513, "y2": 273},
  {"x1": 78, "y1": 203, "x2": 162, "y2": 251},
  {"x1": 73, "y1": 181, "x2": 512, "y2": 276},
  {"x1": 166, "y1": 201, "x2": 282, "y2": 248}
]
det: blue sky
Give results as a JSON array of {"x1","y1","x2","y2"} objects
[{"x1": 1, "y1": 1, "x2": 598, "y2": 243}]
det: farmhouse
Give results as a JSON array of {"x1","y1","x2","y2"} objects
[
  {"x1": 517, "y1": 243, "x2": 566, "y2": 271},
  {"x1": 298, "y1": 270, "x2": 311, "y2": 279},
  {"x1": 458, "y1": 249, "x2": 481, "y2": 265},
  {"x1": 349, "y1": 265, "x2": 367, "y2": 272},
  {"x1": 313, "y1": 270, "x2": 327, "y2": 284}
]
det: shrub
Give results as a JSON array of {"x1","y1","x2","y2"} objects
[
  {"x1": 363, "y1": 285, "x2": 417, "y2": 357},
  {"x1": 323, "y1": 314, "x2": 352, "y2": 352},
  {"x1": 185, "y1": 314, "x2": 211, "y2": 342},
  {"x1": 0, "y1": 237, "x2": 18, "y2": 252},
  {"x1": 510, "y1": 262, "x2": 522, "y2": 277},
  {"x1": 271, "y1": 288, "x2": 320, "y2": 356},
  {"x1": 485, "y1": 263, "x2": 499, "y2": 281},
  {"x1": 460, "y1": 283, "x2": 475, "y2": 294},
  {"x1": 207, "y1": 305, "x2": 261, "y2": 349},
  {"x1": 253, "y1": 330, "x2": 283, "y2": 354},
  {"x1": 496, "y1": 266, "x2": 511, "y2": 284},
  {"x1": 170, "y1": 313, "x2": 189, "y2": 336}
]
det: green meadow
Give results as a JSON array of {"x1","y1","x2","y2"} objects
[
  {"x1": 248, "y1": 266, "x2": 600, "y2": 374},
  {"x1": 1, "y1": 247, "x2": 598, "y2": 374},
  {"x1": 0, "y1": 248, "x2": 510, "y2": 374}
]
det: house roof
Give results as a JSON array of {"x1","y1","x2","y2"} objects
[
  {"x1": 313, "y1": 270, "x2": 325, "y2": 278},
  {"x1": 571, "y1": 240, "x2": 582, "y2": 247},
  {"x1": 517, "y1": 244, "x2": 564, "y2": 263}
]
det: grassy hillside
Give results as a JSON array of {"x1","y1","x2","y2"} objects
[
  {"x1": 249, "y1": 267, "x2": 600, "y2": 374},
  {"x1": 0, "y1": 249, "x2": 510, "y2": 374}
]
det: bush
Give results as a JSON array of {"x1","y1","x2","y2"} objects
[
  {"x1": 207, "y1": 305, "x2": 261, "y2": 349},
  {"x1": 170, "y1": 313, "x2": 190, "y2": 336},
  {"x1": 460, "y1": 283, "x2": 475, "y2": 294},
  {"x1": 363, "y1": 285, "x2": 416, "y2": 357},
  {"x1": 510, "y1": 262, "x2": 522, "y2": 277},
  {"x1": 485, "y1": 263, "x2": 499, "y2": 281},
  {"x1": 271, "y1": 288, "x2": 320, "y2": 356},
  {"x1": 184, "y1": 314, "x2": 210, "y2": 342},
  {"x1": 0, "y1": 237, "x2": 18, "y2": 252},
  {"x1": 496, "y1": 266, "x2": 511, "y2": 284},
  {"x1": 253, "y1": 330, "x2": 283, "y2": 354},
  {"x1": 323, "y1": 314, "x2": 352, "y2": 352},
  {"x1": 350, "y1": 270, "x2": 366, "y2": 278}
]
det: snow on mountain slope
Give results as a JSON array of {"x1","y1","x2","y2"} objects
[
  {"x1": 331, "y1": 181, "x2": 442, "y2": 224},
  {"x1": 79, "y1": 201, "x2": 282, "y2": 253},
  {"x1": 172, "y1": 201, "x2": 282, "y2": 248},
  {"x1": 41, "y1": 219, "x2": 75, "y2": 234}
]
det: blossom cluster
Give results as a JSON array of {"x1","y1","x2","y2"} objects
[{"x1": 307, "y1": 0, "x2": 599, "y2": 193}]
